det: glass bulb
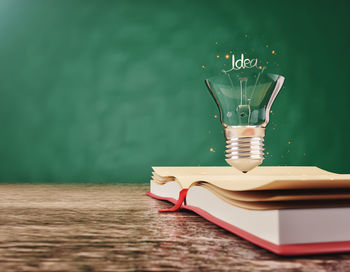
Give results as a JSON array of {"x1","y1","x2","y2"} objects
[{"x1": 205, "y1": 56, "x2": 285, "y2": 173}]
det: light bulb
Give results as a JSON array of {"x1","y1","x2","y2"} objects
[{"x1": 205, "y1": 53, "x2": 285, "y2": 173}]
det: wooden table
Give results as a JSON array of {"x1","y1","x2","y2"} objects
[{"x1": 0, "y1": 184, "x2": 349, "y2": 272}]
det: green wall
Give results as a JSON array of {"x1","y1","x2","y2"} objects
[{"x1": 0, "y1": 0, "x2": 349, "y2": 182}]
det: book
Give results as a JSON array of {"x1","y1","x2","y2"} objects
[{"x1": 147, "y1": 166, "x2": 350, "y2": 256}]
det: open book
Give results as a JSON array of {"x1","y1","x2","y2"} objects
[{"x1": 147, "y1": 166, "x2": 350, "y2": 256}]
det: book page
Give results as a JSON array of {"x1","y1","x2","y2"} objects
[
  {"x1": 200, "y1": 182, "x2": 350, "y2": 202},
  {"x1": 152, "y1": 166, "x2": 350, "y2": 191}
]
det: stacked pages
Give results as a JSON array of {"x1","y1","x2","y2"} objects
[{"x1": 148, "y1": 166, "x2": 350, "y2": 256}]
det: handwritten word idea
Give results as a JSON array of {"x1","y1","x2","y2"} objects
[{"x1": 224, "y1": 54, "x2": 258, "y2": 72}]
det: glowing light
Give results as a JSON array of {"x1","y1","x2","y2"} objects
[
  {"x1": 214, "y1": 114, "x2": 218, "y2": 119},
  {"x1": 258, "y1": 65, "x2": 262, "y2": 69},
  {"x1": 272, "y1": 50, "x2": 276, "y2": 54},
  {"x1": 216, "y1": 55, "x2": 220, "y2": 59},
  {"x1": 201, "y1": 65, "x2": 206, "y2": 69},
  {"x1": 210, "y1": 147, "x2": 216, "y2": 152},
  {"x1": 288, "y1": 141, "x2": 291, "y2": 144},
  {"x1": 270, "y1": 110, "x2": 273, "y2": 113},
  {"x1": 225, "y1": 54, "x2": 230, "y2": 59},
  {"x1": 266, "y1": 44, "x2": 269, "y2": 48}
]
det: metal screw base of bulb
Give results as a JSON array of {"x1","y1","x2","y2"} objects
[{"x1": 225, "y1": 126, "x2": 265, "y2": 173}]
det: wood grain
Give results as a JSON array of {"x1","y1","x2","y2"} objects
[{"x1": 0, "y1": 184, "x2": 349, "y2": 272}]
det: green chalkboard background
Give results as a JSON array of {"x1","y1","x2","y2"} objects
[{"x1": 0, "y1": 0, "x2": 349, "y2": 182}]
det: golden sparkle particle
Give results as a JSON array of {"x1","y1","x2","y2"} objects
[
  {"x1": 201, "y1": 65, "x2": 206, "y2": 69},
  {"x1": 272, "y1": 50, "x2": 276, "y2": 54},
  {"x1": 288, "y1": 141, "x2": 291, "y2": 144},
  {"x1": 216, "y1": 55, "x2": 220, "y2": 59},
  {"x1": 210, "y1": 147, "x2": 216, "y2": 152},
  {"x1": 225, "y1": 54, "x2": 230, "y2": 59},
  {"x1": 266, "y1": 44, "x2": 269, "y2": 48},
  {"x1": 270, "y1": 110, "x2": 273, "y2": 113},
  {"x1": 258, "y1": 65, "x2": 262, "y2": 69},
  {"x1": 266, "y1": 152, "x2": 269, "y2": 155},
  {"x1": 214, "y1": 114, "x2": 218, "y2": 119},
  {"x1": 216, "y1": 41, "x2": 218, "y2": 45}
]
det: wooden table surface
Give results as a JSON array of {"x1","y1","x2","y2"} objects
[{"x1": 1, "y1": 184, "x2": 350, "y2": 272}]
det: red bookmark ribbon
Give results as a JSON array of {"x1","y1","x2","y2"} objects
[{"x1": 158, "y1": 189, "x2": 188, "y2": 212}]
